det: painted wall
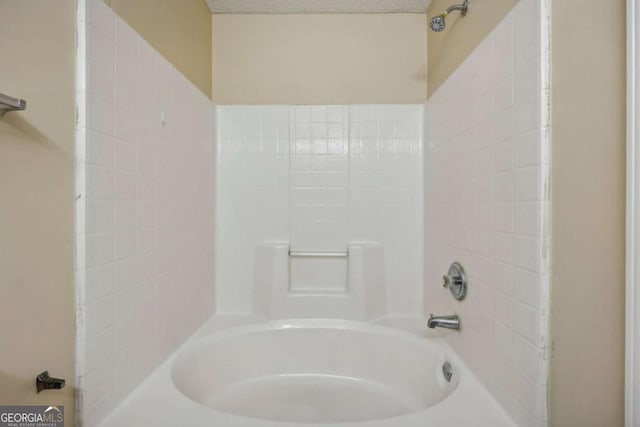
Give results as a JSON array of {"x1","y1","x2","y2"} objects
[
  {"x1": 427, "y1": 0, "x2": 517, "y2": 97},
  {"x1": 549, "y1": 0, "x2": 626, "y2": 425},
  {"x1": 424, "y1": 0, "x2": 550, "y2": 425},
  {"x1": 0, "y1": 0, "x2": 76, "y2": 424},
  {"x1": 77, "y1": 1, "x2": 215, "y2": 424},
  {"x1": 212, "y1": 14, "x2": 427, "y2": 104},
  {"x1": 216, "y1": 105, "x2": 424, "y2": 316},
  {"x1": 104, "y1": 0, "x2": 212, "y2": 97}
]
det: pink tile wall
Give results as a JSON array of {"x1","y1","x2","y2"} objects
[
  {"x1": 76, "y1": 0, "x2": 215, "y2": 424},
  {"x1": 424, "y1": 0, "x2": 549, "y2": 425}
]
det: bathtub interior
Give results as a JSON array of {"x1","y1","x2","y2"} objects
[{"x1": 171, "y1": 322, "x2": 458, "y2": 423}]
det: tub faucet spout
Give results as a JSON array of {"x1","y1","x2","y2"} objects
[{"x1": 427, "y1": 314, "x2": 460, "y2": 330}]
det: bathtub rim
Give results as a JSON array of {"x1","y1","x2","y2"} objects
[{"x1": 179, "y1": 317, "x2": 451, "y2": 354}]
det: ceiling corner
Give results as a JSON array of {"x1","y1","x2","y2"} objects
[{"x1": 204, "y1": 0, "x2": 216, "y2": 14}]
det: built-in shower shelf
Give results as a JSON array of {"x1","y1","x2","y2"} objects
[{"x1": 0, "y1": 93, "x2": 27, "y2": 118}]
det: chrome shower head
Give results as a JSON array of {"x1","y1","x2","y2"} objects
[
  {"x1": 429, "y1": 14, "x2": 447, "y2": 32},
  {"x1": 429, "y1": 0, "x2": 470, "y2": 32}
]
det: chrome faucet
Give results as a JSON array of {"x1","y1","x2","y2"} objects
[{"x1": 427, "y1": 314, "x2": 460, "y2": 330}]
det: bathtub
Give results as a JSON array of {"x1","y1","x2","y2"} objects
[
  {"x1": 172, "y1": 320, "x2": 457, "y2": 423},
  {"x1": 99, "y1": 316, "x2": 516, "y2": 427}
]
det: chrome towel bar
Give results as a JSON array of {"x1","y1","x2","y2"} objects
[
  {"x1": 0, "y1": 93, "x2": 27, "y2": 118},
  {"x1": 288, "y1": 250, "x2": 348, "y2": 258}
]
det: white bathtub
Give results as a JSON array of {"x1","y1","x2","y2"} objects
[
  {"x1": 99, "y1": 316, "x2": 516, "y2": 427},
  {"x1": 172, "y1": 320, "x2": 457, "y2": 423}
]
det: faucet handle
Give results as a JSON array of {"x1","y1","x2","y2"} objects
[
  {"x1": 442, "y1": 275, "x2": 451, "y2": 288},
  {"x1": 442, "y1": 262, "x2": 467, "y2": 301}
]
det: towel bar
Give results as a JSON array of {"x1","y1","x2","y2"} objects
[{"x1": 0, "y1": 93, "x2": 27, "y2": 118}]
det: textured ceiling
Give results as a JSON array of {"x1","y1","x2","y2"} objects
[{"x1": 206, "y1": 0, "x2": 432, "y2": 14}]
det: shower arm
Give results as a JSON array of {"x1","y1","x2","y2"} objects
[{"x1": 444, "y1": 0, "x2": 469, "y2": 17}]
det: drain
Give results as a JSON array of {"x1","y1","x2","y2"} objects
[{"x1": 442, "y1": 361, "x2": 453, "y2": 382}]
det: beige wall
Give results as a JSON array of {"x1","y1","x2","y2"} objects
[
  {"x1": 0, "y1": 0, "x2": 76, "y2": 424},
  {"x1": 106, "y1": 0, "x2": 212, "y2": 97},
  {"x1": 549, "y1": 1, "x2": 626, "y2": 426},
  {"x1": 212, "y1": 14, "x2": 427, "y2": 104},
  {"x1": 426, "y1": 0, "x2": 516, "y2": 97}
]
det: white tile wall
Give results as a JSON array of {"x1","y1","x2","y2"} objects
[
  {"x1": 216, "y1": 105, "x2": 423, "y2": 316},
  {"x1": 424, "y1": 0, "x2": 550, "y2": 425},
  {"x1": 291, "y1": 105, "x2": 349, "y2": 253},
  {"x1": 76, "y1": 1, "x2": 215, "y2": 424}
]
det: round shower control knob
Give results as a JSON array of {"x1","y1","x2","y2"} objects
[{"x1": 443, "y1": 262, "x2": 467, "y2": 301}]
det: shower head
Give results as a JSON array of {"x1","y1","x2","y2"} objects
[
  {"x1": 429, "y1": 14, "x2": 447, "y2": 32},
  {"x1": 429, "y1": 0, "x2": 470, "y2": 32}
]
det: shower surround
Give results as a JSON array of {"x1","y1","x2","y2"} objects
[
  {"x1": 74, "y1": 0, "x2": 552, "y2": 425},
  {"x1": 216, "y1": 105, "x2": 424, "y2": 317}
]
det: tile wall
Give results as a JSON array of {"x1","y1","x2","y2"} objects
[
  {"x1": 76, "y1": 0, "x2": 215, "y2": 424},
  {"x1": 424, "y1": 0, "x2": 550, "y2": 425},
  {"x1": 216, "y1": 105, "x2": 423, "y2": 316},
  {"x1": 75, "y1": 0, "x2": 550, "y2": 423}
]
